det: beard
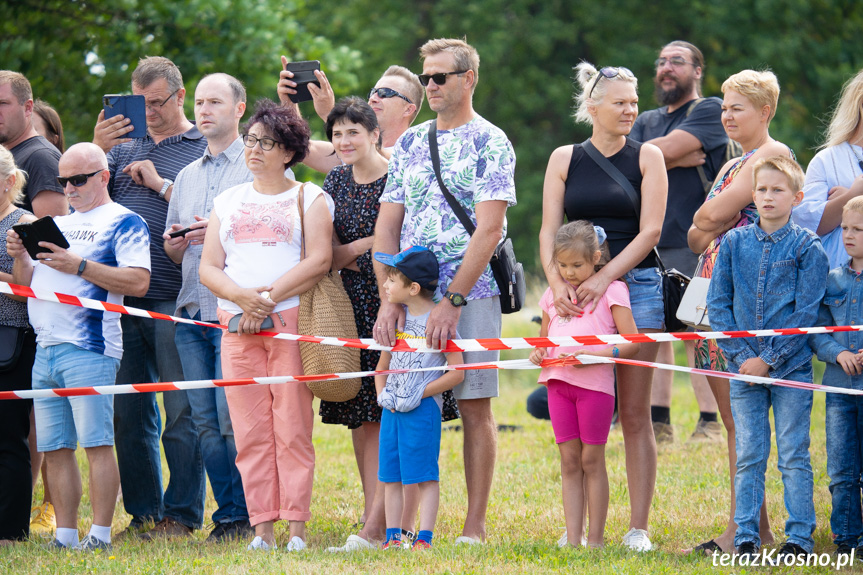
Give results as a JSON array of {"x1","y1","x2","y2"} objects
[{"x1": 655, "y1": 74, "x2": 696, "y2": 106}]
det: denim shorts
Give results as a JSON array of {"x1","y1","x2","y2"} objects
[
  {"x1": 33, "y1": 343, "x2": 120, "y2": 451},
  {"x1": 623, "y1": 267, "x2": 665, "y2": 331}
]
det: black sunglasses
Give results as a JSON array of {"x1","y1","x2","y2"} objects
[
  {"x1": 587, "y1": 66, "x2": 635, "y2": 100},
  {"x1": 418, "y1": 70, "x2": 468, "y2": 87},
  {"x1": 369, "y1": 87, "x2": 413, "y2": 105},
  {"x1": 56, "y1": 169, "x2": 105, "y2": 188}
]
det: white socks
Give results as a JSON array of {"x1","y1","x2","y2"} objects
[
  {"x1": 56, "y1": 527, "x2": 79, "y2": 548},
  {"x1": 89, "y1": 524, "x2": 112, "y2": 543}
]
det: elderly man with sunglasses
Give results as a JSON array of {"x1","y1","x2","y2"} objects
[
  {"x1": 629, "y1": 41, "x2": 730, "y2": 448},
  {"x1": 6, "y1": 142, "x2": 150, "y2": 550},
  {"x1": 91, "y1": 56, "x2": 209, "y2": 540},
  {"x1": 278, "y1": 62, "x2": 424, "y2": 172},
  {"x1": 373, "y1": 38, "x2": 516, "y2": 545}
]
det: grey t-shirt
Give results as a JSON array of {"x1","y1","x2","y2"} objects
[{"x1": 378, "y1": 309, "x2": 453, "y2": 412}]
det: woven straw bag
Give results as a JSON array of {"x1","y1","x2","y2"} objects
[{"x1": 297, "y1": 185, "x2": 362, "y2": 402}]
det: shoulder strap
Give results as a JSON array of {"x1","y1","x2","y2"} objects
[
  {"x1": 581, "y1": 138, "x2": 640, "y2": 216},
  {"x1": 297, "y1": 183, "x2": 306, "y2": 260},
  {"x1": 684, "y1": 97, "x2": 706, "y2": 118},
  {"x1": 429, "y1": 120, "x2": 476, "y2": 236}
]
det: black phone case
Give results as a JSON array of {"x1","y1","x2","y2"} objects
[
  {"x1": 103, "y1": 95, "x2": 147, "y2": 138},
  {"x1": 12, "y1": 216, "x2": 70, "y2": 259},
  {"x1": 285, "y1": 61, "x2": 321, "y2": 104},
  {"x1": 227, "y1": 313, "x2": 275, "y2": 333}
]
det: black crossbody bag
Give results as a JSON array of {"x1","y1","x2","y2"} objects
[
  {"x1": 428, "y1": 120, "x2": 525, "y2": 314},
  {"x1": 581, "y1": 139, "x2": 690, "y2": 332}
]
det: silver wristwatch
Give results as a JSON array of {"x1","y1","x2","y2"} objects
[{"x1": 158, "y1": 178, "x2": 173, "y2": 198}]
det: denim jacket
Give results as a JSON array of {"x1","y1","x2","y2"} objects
[
  {"x1": 810, "y1": 262, "x2": 863, "y2": 389},
  {"x1": 707, "y1": 219, "x2": 828, "y2": 379}
]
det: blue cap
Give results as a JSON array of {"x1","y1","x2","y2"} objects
[{"x1": 373, "y1": 246, "x2": 440, "y2": 291}]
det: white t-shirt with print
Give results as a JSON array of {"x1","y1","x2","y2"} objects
[
  {"x1": 28, "y1": 202, "x2": 151, "y2": 359},
  {"x1": 213, "y1": 181, "x2": 334, "y2": 314}
]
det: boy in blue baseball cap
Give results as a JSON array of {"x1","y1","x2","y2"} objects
[{"x1": 372, "y1": 246, "x2": 464, "y2": 549}]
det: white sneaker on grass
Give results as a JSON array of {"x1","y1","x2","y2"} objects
[
  {"x1": 286, "y1": 536, "x2": 306, "y2": 552},
  {"x1": 455, "y1": 535, "x2": 482, "y2": 545},
  {"x1": 326, "y1": 534, "x2": 375, "y2": 552},
  {"x1": 557, "y1": 529, "x2": 587, "y2": 548},
  {"x1": 621, "y1": 528, "x2": 652, "y2": 552},
  {"x1": 247, "y1": 536, "x2": 276, "y2": 551}
]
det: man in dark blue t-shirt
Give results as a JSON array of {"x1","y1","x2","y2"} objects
[{"x1": 630, "y1": 41, "x2": 727, "y2": 445}]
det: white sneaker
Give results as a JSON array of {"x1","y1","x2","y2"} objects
[
  {"x1": 286, "y1": 536, "x2": 306, "y2": 552},
  {"x1": 247, "y1": 536, "x2": 276, "y2": 551},
  {"x1": 326, "y1": 534, "x2": 375, "y2": 552},
  {"x1": 621, "y1": 528, "x2": 652, "y2": 552},
  {"x1": 455, "y1": 535, "x2": 482, "y2": 546},
  {"x1": 557, "y1": 529, "x2": 587, "y2": 548}
]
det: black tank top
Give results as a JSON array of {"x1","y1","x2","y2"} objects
[{"x1": 563, "y1": 137, "x2": 656, "y2": 268}]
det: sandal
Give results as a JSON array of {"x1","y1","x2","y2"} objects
[{"x1": 690, "y1": 539, "x2": 724, "y2": 556}]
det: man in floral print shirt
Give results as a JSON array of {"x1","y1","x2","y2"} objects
[{"x1": 373, "y1": 38, "x2": 516, "y2": 544}]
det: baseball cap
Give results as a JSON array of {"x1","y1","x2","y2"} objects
[{"x1": 373, "y1": 246, "x2": 440, "y2": 291}]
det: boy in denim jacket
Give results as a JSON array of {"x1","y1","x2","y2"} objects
[
  {"x1": 707, "y1": 156, "x2": 829, "y2": 560},
  {"x1": 810, "y1": 194, "x2": 863, "y2": 560}
]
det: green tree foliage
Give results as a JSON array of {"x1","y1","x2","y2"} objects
[
  {"x1": 0, "y1": 0, "x2": 362, "y2": 147},
  {"x1": 4, "y1": 0, "x2": 863, "y2": 270}
]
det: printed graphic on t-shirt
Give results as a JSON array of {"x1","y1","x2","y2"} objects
[{"x1": 225, "y1": 200, "x2": 296, "y2": 245}]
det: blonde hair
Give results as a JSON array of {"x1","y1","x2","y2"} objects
[
  {"x1": 823, "y1": 69, "x2": 863, "y2": 149},
  {"x1": 573, "y1": 62, "x2": 638, "y2": 125},
  {"x1": 381, "y1": 65, "x2": 424, "y2": 119},
  {"x1": 551, "y1": 220, "x2": 610, "y2": 273},
  {"x1": 0, "y1": 145, "x2": 27, "y2": 205},
  {"x1": 721, "y1": 69, "x2": 780, "y2": 122},
  {"x1": 843, "y1": 195, "x2": 863, "y2": 217},
  {"x1": 419, "y1": 38, "x2": 480, "y2": 89},
  {"x1": 0, "y1": 71, "x2": 32, "y2": 104},
  {"x1": 752, "y1": 156, "x2": 805, "y2": 192}
]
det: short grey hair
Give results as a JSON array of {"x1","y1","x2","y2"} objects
[{"x1": 131, "y1": 56, "x2": 184, "y2": 93}]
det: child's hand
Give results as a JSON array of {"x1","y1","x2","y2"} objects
[
  {"x1": 529, "y1": 347, "x2": 548, "y2": 366},
  {"x1": 837, "y1": 350, "x2": 863, "y2": 376},
  {"x1": 739, "y1": 357, "x2": 770, "y2": 382}
]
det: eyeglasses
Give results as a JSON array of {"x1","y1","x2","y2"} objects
[
  {"x1": 242, "y1": 134, "x2": 280, "y2": 151},
  {"x1": 369, "y1": 87, "x2": 413, "y2": 105},
  {"x1": 145, "y1": 89, "x2": 180, "y2": 111},
  {"x1": 418, "y1": 70, "x2": 468, "y2": 87},
  {"x1": 655, "y1": 57, "x2": 696, "y2": 69},
  {"x1": 56, "y1": 169, "x2": 105, "y2": 188},
  {"x1": 587, "y1": 66, "x2": 635, "y2": 100}
]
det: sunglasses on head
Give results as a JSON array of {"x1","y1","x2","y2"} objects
[
  {"x1": 369, "y1": 87, "x2": 413, "y2": 105},
  {"x1": 587, "y1": 66, "x2": 635, "y2": 100},
  {"x1": 56, "y1": 169, "x2": 105, "y2": 188},
  {"x1": 418, "y1": 70, "x2": 468, "y2": 87}
]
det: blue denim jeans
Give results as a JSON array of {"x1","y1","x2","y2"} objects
[
  {"x1": 113, "y1": 297, "x2": 205, "y2": 529},
  {"x1": 826, "y1": 392, "x2": 863, "y2": 548},
  {"x1": 175, "y1": 310, "x2": 247, "y2": 524},
  {"x1": 730, "y1": 365, "x2": 816, "y2": 552}
]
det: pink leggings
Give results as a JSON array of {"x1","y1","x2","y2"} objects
[
  {"x1": 547, "y1": 379, "x2": 615, "y2": 445},
  {"x1": 218, "y1": 307, "x2": 315, "y2": 525}
]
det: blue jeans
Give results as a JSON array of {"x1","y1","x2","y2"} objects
[
  {"x1": 113, "y1": 297, "x2": 205, "y2": 529},
  {"x1": 730, "y1": 365, "x2": 816, "y2": 552},
  {"x1": 175, "y1": 310, "x2": 247, "y2": 524},
  {"x1": 826, "y1": 392, "x2": 863, "y2": 547}
]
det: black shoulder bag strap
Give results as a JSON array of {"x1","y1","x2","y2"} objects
[
  {"x1": 581, "y1": 138, "x2": 665, "y2": 271},
  {"x1": 429, "y1": 120, "x2": 476, "y2": 235}
]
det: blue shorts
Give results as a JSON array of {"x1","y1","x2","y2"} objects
[
  {"x1": 378, "y1": 397, "x2": 441, "y2": 485},
  {"x1": 624, "y1": 267, "x2": 665, "y2": 331},
  {"x1": 33, "y1": 343, "x2": 120, "y2": 451}
]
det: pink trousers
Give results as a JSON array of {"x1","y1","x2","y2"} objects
[{"x1": 218, "y1": 307, "x2": 315, "y2": 525}]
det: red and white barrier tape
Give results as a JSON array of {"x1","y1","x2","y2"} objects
[
  {"x1": 1, "y1": 281, "x2": 859, "y2": 353},
  {"x1": 1, "y1": 355, "x2": 859, "y2": 400}
]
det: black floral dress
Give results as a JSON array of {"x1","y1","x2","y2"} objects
[{"x1": 319, "y1": 165, "x2": 459, "y2": 428}]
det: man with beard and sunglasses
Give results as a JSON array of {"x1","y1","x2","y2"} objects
[{"x1": 631, "y1": 41, "x2": 729, "y2": 445}]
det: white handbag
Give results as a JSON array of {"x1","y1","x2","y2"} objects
[{"x1": 676, "y1": 276, "x2": 711, "y2": 330}]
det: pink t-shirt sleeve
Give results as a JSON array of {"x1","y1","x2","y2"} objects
[
  {"x1": 605, "y1": 280, "x2": 631, "y2": 311},
  {"x1": 539, "y1": 287, "x2": 554, "y2": 316}
]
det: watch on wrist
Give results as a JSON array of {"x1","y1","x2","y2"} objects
[
  {"x1": 77, "y1": 258, "x2": 88, "y2": 277},
  {"x1": 444, "y1": 291, "x2": 467, "y2": 307},
  {"x1": 158, "y1": 178, "x2": 173, "y2": 198}
]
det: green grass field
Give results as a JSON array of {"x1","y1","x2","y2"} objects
[{"x1": 1, "y1": 311, "x2": 858, "y2": 574}]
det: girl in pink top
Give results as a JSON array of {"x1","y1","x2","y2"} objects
[{"x1": 530, "y1": 220, "x2": 640, "y2": 548}]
